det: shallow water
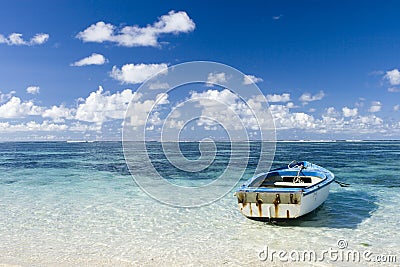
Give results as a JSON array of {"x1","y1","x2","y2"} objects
[{"x1": 0, "y1": 141, "x2": 399, "y2": 266}]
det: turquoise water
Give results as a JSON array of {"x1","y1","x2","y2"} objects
[{"x1": 0, "y1": 141, "x2": 399, "y2": 266}]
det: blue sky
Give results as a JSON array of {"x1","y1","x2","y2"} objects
[{"x1": 0, "y1": 0, "x2": 399, "y2": 141}]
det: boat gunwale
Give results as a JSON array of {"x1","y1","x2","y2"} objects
[{"x1": 236, "y1": 161, "x2": 335, "y2": 196}]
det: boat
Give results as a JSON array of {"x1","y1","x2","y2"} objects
[{"x1": 234, "y1": 161, "x2": 334, "y2": 220}]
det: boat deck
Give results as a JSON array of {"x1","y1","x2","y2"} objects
[{"x1": 259, "y1": 176, "x2": 323, "y2": 188}]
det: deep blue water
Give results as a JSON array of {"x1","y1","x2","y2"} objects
[{"x1": 2, "y1": 141, "x2": 398, "y2": 188}]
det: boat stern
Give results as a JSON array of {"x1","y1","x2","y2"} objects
[{"x1": 235, "y1": 191, "x2": 303, "y2": 219}]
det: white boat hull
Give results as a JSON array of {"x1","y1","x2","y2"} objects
[{"x1": 237, "y1": 183, "x2": 331, "y2": 219}]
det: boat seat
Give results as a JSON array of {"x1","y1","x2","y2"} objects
[
  {"x1": 282, "y1": 176, "x2": 312, "y2": 183},
  {"x1": 274, "y1": 181, "x2": 310, "y2": 187}
]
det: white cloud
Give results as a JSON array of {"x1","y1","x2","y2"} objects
[
  {"x1": 358, "y1": 115, "x2": 383, "y2": 126},
  {"x1": 0, "y1": 90, "x2": 16, "y2": 103},
  {"x1": 318, "y1": 108, "x2": 386, "y2": 134},
  {"x1": 265, "y1": 102, "x2": 393, "y2": 136},
  {"x1": 325, "y1": 107, "x2": 338, "y2": 116},
  {"x1": 26, "y1": 86, "x2": 40, "y2": 94},
  {"x1": 189, "y1": 89, "x2": 238, "y2": 107},
  {"x1": 186, "y1": 89, "x2": 244, "y2": 129},
  {"x1": 299, "y1": 91, "x2": 325, "y2": 103},
  {"x1": 384, "y1": 69, "x2": 400, "y2": 85},
  {"x1": 148, "y1": 82, "x2": 170, "y2": 90},
  {"x1": 155, "y1": 93, "x2": 169, "y2": 105},
  {"x1": 2, "y1": 86, "x2": 399, "y2": 139},
  {"x1": 125, "y1": 92, "x2": 169, "y2": 128},
  {"x1": 243, "y1": 74, "x2": 263, "y2": 85},
  {"x1": 76, "y1": 10, "x2": 195, "y2": 47},
  {"x1": 267, "y1": 93, "x2": 290, "y2": 103},
  {"x1": 42, "y1": 105, "x2": 74, "y2": 122},
  {"x1": 76, "y1": 22, "x2": 114, "y2": 43},
  {"x1": 110, "y1": 63, "x2": 168, "y2": 84},
  {"x1": 206, "y1": 72, "x2": 227, "y2": 86},
  {"x1": 0, "y1": 121, "x2": 68, "y2": 132},
  {"x1": 30, "y1": 33, "x2": 50, "y2": 45},
  {"x1": 69, "y1": 122, "x2": 101, "y2": 132},
  {"x1": 0, "y1": 33, "x2": 49, "y2": 46},
  {"x1": 181, "y1": 89, "x2": 272, "y2": 132},
  {"x1": 71, "y1": 53, "x2": 108, "y2": 67},
  {"x1": 0, "y1": 86, "x2": 169, "y2": 134},
  {"x1": 286, "y1": 102, "x2": 296, "y2": 109},
  {"x1": 75, "y1": 86, "x2": 138, "y2": 124},
  {"x1": 269, "y1": 104, "x2": 317, "y2": 130},
  {"x1": 368, "y1": 101, "x2": 382, "y2": 113},
  {"x1": 6, "y1": 33, "x2": 25, "y2": 45},
  {"x1": 342, "y1": 107, "x2": 358, "y2": 117},
  {"x1": 0, "y1": 96, "x2": 42, "y2": 118}
]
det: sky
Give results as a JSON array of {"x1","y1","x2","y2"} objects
[{"x1": 0, "y1": 0, "x2": 399, "y2": 141}]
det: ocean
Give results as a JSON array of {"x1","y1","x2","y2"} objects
[{"x1": 0, "y1": 141, "x2": 399, "y2": 266}]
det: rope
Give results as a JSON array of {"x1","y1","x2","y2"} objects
[
  {"x1": 292, "y1": 162, "x2": 305, "y2": 184},
  {"x1": 334, "y1": 180, "x2": 350, "y2": 187}
]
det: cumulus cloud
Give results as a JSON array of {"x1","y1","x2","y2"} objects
[
  {"x1": 75, "y1": 86, "x2": 138, "y2": 123},
  {"x1": 243, "y1": 74, "x2": 263, "y2": 85},
  {"x1": 286, "y1": 102, "x2": 296, "y2": 109},
  {"x1": 76, "y1": 10, "x2": 195, "y2": 47},
  {"x1": 0, "y1": 85, "x2": 172, "y2": 135},
  {"x1": 30, "y1": 34, "x2": 50, "y2": 45},
  {"x1": 384, "y1": 69, "x2": 400, "y2": 86},
  {"x1": 269, "y1": 104, "x2": 317, "y2": 130},
  {"x1": 110, "y1": 63, "x2": 168, "y2": 84},
  {"x1": 342, "y1": 107, "x2": 358, "y2": 117},
  {"x1": 1, "y1": 86, "x2": 399, "y2": 139},
  {"x1": 0, "y1": 96, "x2": 42, "y2": 118},
  {"x1": 187, "y1": 89, "x2": 255, "y2": 130},
  {"x1": 26, "y1": 86, "x2": 40, "y2": 94},
  {"x1": 206, "y1": 72, "x2": 228, "y2": 86},
  {"x1": 270, "y1": 103, "x2": 389, "y2": 135},
  {"x1": 368, "y1": 101, "x2": 382, "y2": 113},
  {"x1": 76, "y1": 22, "x2": 114, "y2": 43},
  {"x1": 69, "y1": 122, "x2": 101, "y2": 132},
  {"x1": 267, "y1": 93, "x2": 291, "y2": 103},
  {"x1": 174, "y1": 89, "x2": 275, "y2": 132},
  {"x1": 71, "y1": 53, "x2": 108, "y2": 67},
  {"x1": 0, "y1": 33, "x2": 49, "y2": 46},
  {"x1": 125, "y1": 92, "x2": 169, "y2": 128},
  {"x1": 0, "y1": 86, "x2": 153, "y2": 125},
  {"x1": 259, "y1": 100, "x2": 394, "y2": 136},
  {"x1": 74, "y1": 86, "x2": 169, "y2": 129},
  {"x1": 42, "y1": 105, "x2": 74, "y2": 122},
  {"x1": 299, "y1": 91, "x2": 325, "y2": 104},
  {"x1": 0, "y1": 121, "x2": 68, "y2": 132},
  {"x1": 0, "y1": 90, "x2": 16, "y2": 103},
  {"x1": 148, "y1": 82, "x2": 170, "y2": 90}
]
